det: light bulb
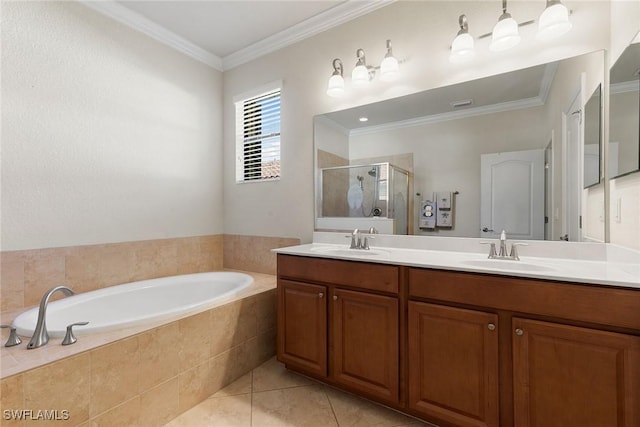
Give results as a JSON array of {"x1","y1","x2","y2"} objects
[
  {"x1": 490, "y1": 14, "x2": 521, "y2": 52},
  {"x1": 450, "y1": 32, "x2": 475, "y2": 63},
  {"x1": 326, "y1": 74, "x2": 345, "y2": 97},
  {"x1": 536, "y1": 1, "x2": 572, "y2": 41},
  {"x1": 352, "y1": 64, "x2": 370, "y2": 87},
  {"x1": 380, "y1": 56, "x2": 399, "y2": 82}
]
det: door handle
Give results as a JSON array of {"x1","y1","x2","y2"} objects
[{"x1": 482, "y1": 227, "x2": 494, "y2": 232}]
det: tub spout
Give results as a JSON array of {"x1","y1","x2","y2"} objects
[{"x1": 27, "y1": 286, "x2": 75, "y2": 349}]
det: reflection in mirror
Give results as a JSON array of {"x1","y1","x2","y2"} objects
[
  {"x1": 609, "y1": 39, "x2": 640, "y2": 179},
  {"x1": 583, "y1": 85, "x2": 601, "y2": 188},
  {"x1": 314, "y1": 51, "x2": 605, "y2": 241}
]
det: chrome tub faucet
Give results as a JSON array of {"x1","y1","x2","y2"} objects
[{"x1": 27, "y1": 285, "x2": 75, "y2": 349}]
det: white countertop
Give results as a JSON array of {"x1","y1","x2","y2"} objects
[{"x1": 273, "y1": 233, "x2": 640, "y2": 290}]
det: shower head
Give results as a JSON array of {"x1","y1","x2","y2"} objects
[{"x1": 368, "y1": 166, "x2": 378, "y2": 177}]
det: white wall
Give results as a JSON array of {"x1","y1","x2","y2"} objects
[
  {"x1": 222, "y1": 1, "x2": 611, "y2": 243},
  {"x1": 1, "y1": 1, "x2": 224, "y2": 251}
]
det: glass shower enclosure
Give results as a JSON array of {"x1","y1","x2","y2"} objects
[{"x1": 318, "y1": 162, "x2": 410, "y2": 234}]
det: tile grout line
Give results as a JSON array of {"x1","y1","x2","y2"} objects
[{"x1": 322, "y1": 386, "x2": 341, "y2": 427}]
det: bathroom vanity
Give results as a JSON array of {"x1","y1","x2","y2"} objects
[{"x1": 275, "y1": 241, "x2": 640, "y2": 427}]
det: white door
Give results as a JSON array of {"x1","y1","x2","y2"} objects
[{"x1": 481, "y1": 149, "x2": 545, "y2": 240}]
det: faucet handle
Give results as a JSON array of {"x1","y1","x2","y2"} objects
[
  {"x1": 0, "y1": 325, "x2": 22, "y2": 347},
  {"x1": 480, "y1": 242, "x2": 497, "y2": 258},
  {"x1": 509, "y1": 243, "x2": 528, "y2": 261},
  {"x1": 62, "y1": 322, "x2": 89, "y2": 346}
]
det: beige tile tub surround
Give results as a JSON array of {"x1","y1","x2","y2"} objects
[
  {"x1": 0, "y1": 235, "x2": 224, "y2": 312},
  {"x1": 0, "y1": 284, "x2": 276, "y2": 427},
  {"x1": 223, "y1": 235, "x2": 300, "y2": 275},
  {"x1": 0, "y1": 234, "x2": 298, "y2": 312}
]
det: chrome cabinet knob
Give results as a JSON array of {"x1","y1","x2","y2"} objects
[
  {"x1": 1, "y1": 325, "x2": 22, "y2": 347},
  {"x1": 515, "y1": 328, "x2": 524, "y2": 336},
  {"x1": 487, "y1": 323, "x2": 496, "y2": 331},
  {"x1": 318, "y1": 292, "x2": 324, "y2": 298},
  {"x1": 62, "y1": 322, "x2": 89, "y2": 346}
]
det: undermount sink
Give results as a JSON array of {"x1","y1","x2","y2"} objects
[
  {"x1": 309, "y1": 246, "x2": 390, "y2": 257},
  {"x1": 462, "y1": 259, "x2": 556, "y2": 272}
]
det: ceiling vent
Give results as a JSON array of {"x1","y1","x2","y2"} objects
[{"x1": 450, "y1": 99, "x2": 474, "y2": 109}]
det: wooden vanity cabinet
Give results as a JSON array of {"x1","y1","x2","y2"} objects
[
  {"x1": 277, "y1": 279, "x2": 327, "y2": 376},
  {"x1": 333, "y1": 287, "x2": 399, "y2": 403},
  {"x1": 277, "y1": 254, "x2": 640, "y2": 427},
  {"x1": 277, "y1": 254, "x2": 400, "y2": 404},
  {"x1": 409, "y1": 268, "x2": 640, "y2": 427},
  {"x1": 408, "y1": 301, "x2": 499, "y2": 427},
  {"x1": 512, "y1": 317, "x2": 640, "y2": 427}
]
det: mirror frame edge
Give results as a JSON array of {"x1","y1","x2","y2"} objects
[{"x1": 603, "y1": 49, "x2": 610, "y2": 243}]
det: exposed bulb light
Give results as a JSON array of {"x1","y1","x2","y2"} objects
[
  {"x1": 379, "y1": 40, "x2": 400, "y2": 82},
  {"x1": 450, "y1": 14, "x2": 475, "y2": 64},
  {"x1": 490, "y1": 0, "x2": 521, "y2": 52},
  {"x1": 326, "y1": 58, "x2": 345, "y2": 97},
  {"x1": 351, "y1": 48, "x2": 371, "y2": 87},
  {"x1": 536, "y1": 0, "x2": 572, "y2": 41}
]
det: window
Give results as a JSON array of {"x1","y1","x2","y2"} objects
[{"x1": 235, "y1": 84, "x2": 281, "y2": 183}]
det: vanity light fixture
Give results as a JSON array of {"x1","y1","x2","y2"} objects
[
  {"x1": 352, "y1": 48, "x2": 372, "y2": 87},
  {"x1": 380, "y1": 40, "x2": 400, "y2": 81},
  {"x1": 536, "y1": 0, "x2": 572, "y2": 41},
  {"x1": 450, "y1": 14, "x2": 475, "y2": 64},
  {"x1": 326, "y1": 59, "x2": 345, "y2": 98},
  {"x1": 490, "y1": 0, "x2": 521, "y2": 52},
  {"x1": 450, "y1": 0, "x2": 573, "y2": 62},
  {"x1": 326, "y1": 40, "x2": 401, "y2": 97}
]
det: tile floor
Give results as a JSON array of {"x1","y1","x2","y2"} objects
[{"x1": 165, "y1": 357, "x2": 434, "y2": 427}]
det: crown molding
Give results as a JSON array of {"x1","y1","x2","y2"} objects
[
  {"x1": 539, "y1": 62, "x2": 558, "y2": 104},
  {"x1": 81, "y1": 0, "x2": 393, "y2": 72},
  {"x1": 350, "y1": 97, "x2": 543, "y2": 137},
  {"x1": 222, "y1": 0, "x2": 396, "y2": 70},
  {"x1": 610, "y1": 80, "x2": 640, "y2": 94},
  {"x1": 79, "y1": 0, "x2": 223, "y2": 70}
]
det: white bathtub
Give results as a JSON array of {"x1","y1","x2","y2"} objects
[{"x1": 13, "y1": 272, "x2": 253, "y2": 337}]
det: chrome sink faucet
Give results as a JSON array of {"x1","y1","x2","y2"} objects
[
  {"x1": 346, "y1": 228, "x2": 375, "y2": 250},
  {"x1": 481, "y1": 230, "x2": 527, "y2": 261},
  {"x1": 27, "y1": 285, "x2": 75, "y2": 349}
]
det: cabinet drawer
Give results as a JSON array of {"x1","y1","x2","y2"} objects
[
  {"x1": 409, "y1": 268, "x2": 640, "y2": 331},
  {"x1": 278, "y1": 254, "x2": 399, "y2": 294}
]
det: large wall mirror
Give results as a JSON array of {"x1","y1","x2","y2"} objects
[
  {"x1": 609, "y1": 36, "x2": 640, "y2": 179},
  {"x1": 314, "y1": 50, "x2": 605, "y2": 242}
]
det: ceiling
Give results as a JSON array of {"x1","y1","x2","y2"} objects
[
  {"x1": 117, "y1": 1, "x2": 343, "y2": 58},
  {"x1": 83, "y1": 1, "x2": 391, "y2": 70}
]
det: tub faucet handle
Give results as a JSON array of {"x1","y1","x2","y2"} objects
[
  {"x1": 1, "y1": 325, "x2": 22, "y2": 347},
  {"x1": 62, "y1": 322, "x2": 89, "y2": 346}
]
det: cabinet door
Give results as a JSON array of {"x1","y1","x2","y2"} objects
[
  {"x1": 513, "y1": 318, "x2": 640, "y2": 427},
  {"x1": 277, "y1": 280, "x2": 327, "y2": 376},
  {"x1": 408, "y1": 302, "x2": 499, "y2": 427},
  {"x1": 332, "y1": 288, "x2": 399, "y2": 403}
]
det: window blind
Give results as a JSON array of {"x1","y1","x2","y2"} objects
[{"x1": 235, "y1": 88, "x2": 281, "y2": 183}]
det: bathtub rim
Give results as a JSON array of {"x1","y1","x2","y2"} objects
[{"x1": 12, "y1": 271, "x2": 254, "y2": 337}]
